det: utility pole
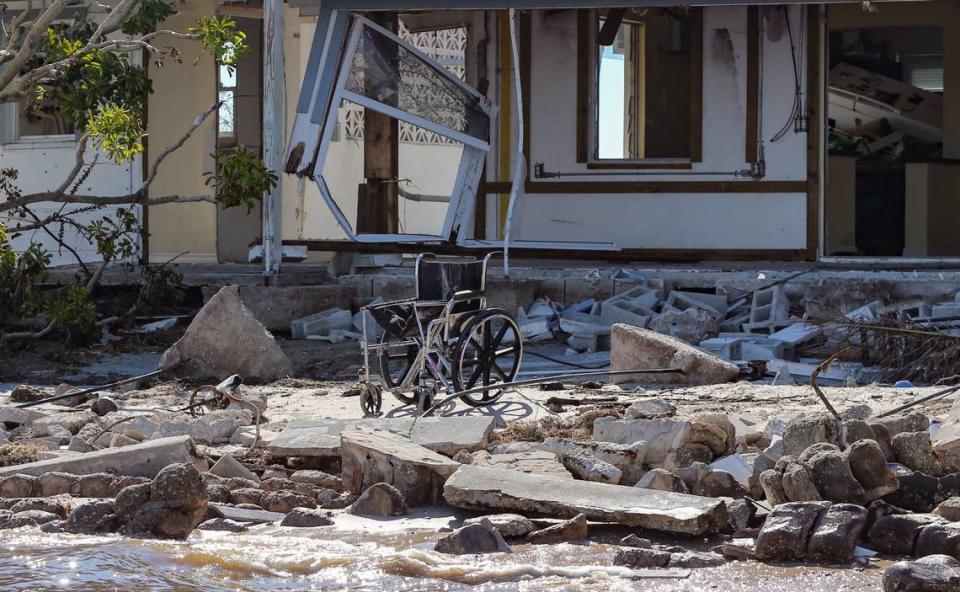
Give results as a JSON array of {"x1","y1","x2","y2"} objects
[{"x1": 262, "y1": 0, "x2": 286, "y2": 279}]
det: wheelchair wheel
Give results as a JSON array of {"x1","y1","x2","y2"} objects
[
  {"x1": 453, "y1": 308, "x2": 522, "y2": 407},
  {"x1": 377, "y1": 332, "x2": 418, "y2": 404}
]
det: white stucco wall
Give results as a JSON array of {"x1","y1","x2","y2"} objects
[
  {"x1": 510, "y1": 5, "x2": 810, "y2": 250},
  {"x1": 0, "y1": 139, "x2": 141, "y2": 266}
]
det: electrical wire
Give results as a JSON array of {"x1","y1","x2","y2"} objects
[
  {"x1": 771, "y1": 6, "x2": 804, "y2": 143},
  {"x1": 524, "y1": 349, "x2": 610, "y2": 370}
]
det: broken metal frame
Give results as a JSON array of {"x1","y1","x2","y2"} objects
[{"x1": 289, "y1": 14, "x2": 497, "y2": 244}]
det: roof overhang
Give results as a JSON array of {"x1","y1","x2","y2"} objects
[{"x1": 291, "y1": 0, "x2": 921, "y2": 9}]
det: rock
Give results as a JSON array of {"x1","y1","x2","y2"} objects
[
  {"x1": 759, "y1": 469, "x2": 788, "y2": 506},
  {"x1": 209, "y1": 454, "x2": 260, "y2": 484},
  {"x1": 0, "y1": 407, "x2": 46, "y2": 427},
  {"x1": 463, "y1": 513, "x2": 536, "y2": 538},
  {"x1": 916, "y1": 522, "x2": 960, "y2": 558},
  {"x1": 894, "y1": 432, "x2": 944, "y2": 477},
  {"x1": 719, "y1": 539, "x2": 758, "y2": 560},
  {"x1": 693, "y1": 415, "x2": 737, "y2": 457},
  {"x1": 917, "y1": 555, "x2": 960, "y2": 568},
  {"x1": 115, "y1": 483, "x2": 152, "y2": 521},
  {"x1": 934, "y1": 498, "x2": 960, "y2": 522},
  {"x1": 37, "y1": 472, "x2": 78, "y2": 497},
  {"x1": 807, "y1": 448, "x2": 866, "y2": 504},
  {"x1": 0, "y1": 474, "x2": 36, "y2": 498},
  {"x1": 280, "y1": 507, "x2": 334, "y2": 527},
  {"x1": 725, "y1": 497, "x2": 756, "y2": 532},
  {"x1": 559, "y1": 451, "x2": 622, "y2": 484},
  {"x1": 844, "y1": 419, "x2": 876, "y2": 446},
  {"x1": 782, "y1": 463, "x2": 822, "y2": 502},
  {"x1": 610, "y1": 324, "x2": 738, "y2": 385},
  {"x1": 867, "y1": 513, "x2": 945, "y2": 555},
  {"x1": 198, "y1": 518, "x2": 249, "y2": 532},
  {"x1": 290, "y1": 470, "x2": 342, "y2": 492},
  {"x1": 668, "y1": 551, "x2": 726, "y2": 568},
  {"x1": 524, "y1": 513, "x2": 588, "y2": 544},
  {"x1": 349, "y1": 482, "x2": 407, "y2": 517},
  {"x1": 206, "y1": 484, "x2": 232, "y2": 504},
  {"x1": 625, "y1": 399, "x2": 676, "y2": 419},
  {"x1": 0, "y1": 435, "x2": 203, "y2": 479},
  {"x1": 319, "y1": 492, "x2": 356, "y2": 510},
  {"x1": 443, "y1": 465, "x2": 729, "y2": 536},
  {"x1": 886, "y1": 472, "x2": 942, "y2": 513},
  {"x1": 647, "y1": 308, "x2": 718, "y2": 345},
  {"x1": 883, "y1": 560, "x2": 959, "y2": 592},
  {"x1": 45, "y1": 424, "x2": 72, "y2": 444},
  {"x1": 693, "y1": 469, "x2": 746, "y2": 498},
  {"x1": 9, "y1": 386, "x2": 45, "y2": 403},
  {"x1": 620, "y1": 534, "x2": 653, "y2": 548},
  {"x1": 231, "y1": 488, "x2": 264, "y2": 506},
  {"x1": 806, "y1": 503, "x2": 867, "y2": 563},
  {"x1": 159, "y1": 285, "x2": 294, "y2": 380},
  {"x1": 260, "y1": 491, "x2": 316, "y2": 513},
  {"x1": 755, "y1": 501, "x2": 830, "y2": 561},
  {"x1": 435, "y1": 520, "x2": 511, "y2": 555},
  {"x1": 259, "y1": 477, "x2": 298, "y2": 492},
  {"x1": 846, "y1": 439, "x2": 899, "y2": 498},
  {"x1": 841, "y1": 404, "x2": 874, "y2": 421},
  {"x1": 63, "y1": 500, "x2": 119, "y2": 534},
  {"x1": 2, "y1": 510, "x2": 60, "y2": 528},
  {"x1": 636, "y1": 468, "x2": 689, "y2": 494},
  {"x1": 261, "y1": 466, "x2": 288, "y2": 481},
  {"x1": 121, "y1": 417, "x2": 159, "y2": 441},
  {"x1": 91, "y1": 397, "x2": 119, "y2": 416},
  {"x1": 10, "y1": 498, "x2": 68, "y2": 518},
  {"x1": 32, "y1": 411, "x2": 97, "y2": 437},
  {"x1": 879, "y1": 412, "x2": 931, "y2": 438},
  {"x1": 593, "y1": 418, "x2": 690, "y2": 467},
  {"x1": 79, "y1": 473, "x2": 117, "y2": 498},
  {"x1": 122, "y1": 463, "x2": 210, "y2": 539},
  {"x1": 782, "y1": 416, "x2": 842, "y2": 457},
  {"x1": 67, "y1": 436, "x2": 95, "y2": 453},
  {"x1": 613, "y1": 547, "x2": 672, "y2": 568},
  {"x1": 222, "y1": 477, "x2": 259, "y2": 491},
  {"x1": 674, "y1": 462, "x2": 710, "y2": 491},
  {"x1": 339, "y1": 431, "x2": 460, "y2": 506}
]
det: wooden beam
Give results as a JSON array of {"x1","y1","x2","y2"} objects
[
  {"x1": 806, "y1": 5, "x2": 821, "y2": 260},
  {"x1": 576, "y1": 9, "x2": 589, "y2": 163},
  {"x1": 357, "y1": 11, "x2": 400, "y2": 234},
  {"x1": 262, "y1": 0, "x2": 286, "y2": 276}
]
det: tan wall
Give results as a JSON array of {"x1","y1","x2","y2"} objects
[
  {"x1": 906, "y1": 162, "x2": 960, "y2": 256},
  {"x1": 146, "y1": 0, "x2": 218, "y2": 261},
  {"x1": 829, "y1": 0, "x2": 960, "y2": 159}
]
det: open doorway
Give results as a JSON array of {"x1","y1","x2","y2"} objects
[
  {"x1": 216, "y1": 17, "x2": 263, "y2": 263},
  {"x1": 825, "y1": 3, "x2": 959, "y2": 258}
]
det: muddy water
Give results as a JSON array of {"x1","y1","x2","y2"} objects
[{"x1": 0, "y1": 518, "x2": 886, "y2": 592}]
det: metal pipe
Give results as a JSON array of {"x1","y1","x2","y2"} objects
[
  {"x1": 876, "y1": 383, "x2": 960, "y2": 419},
  {"x1": 15, "y1": 362, "x2": 183, "y2": 409}
]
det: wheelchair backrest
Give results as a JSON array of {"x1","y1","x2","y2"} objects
[{"x1": 416, "y1": 257, "x2": 485, "y2": 302}]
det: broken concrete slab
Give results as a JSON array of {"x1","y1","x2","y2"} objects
[
  {"x1": 160, "y1": 285, "x2": 294, "y2": 381},
  {"x1": 209, "y1": 454, "x2": 260, "y2": 484},
  {"x1": 610, "y1": 324, "x2": 739, "y2": 385},
  {"x1": 593, "y1": 417, "x2": 690, "y2": 467},
  {"x1": 0, "y1": 407, "x2": 47, "y2": 426},
  {"x1": 473, "y1": 451, "x2": 573, "y2": 480},
  {"x1": 268, "y1": 417, "x2": 494, "y2": 458},
  {"x1": 290, "y1": 308, "x2": 353, "y2": 340},
  {"x1": 0, "y1": 436, "x2": 201, "y2": 479},
  {"x1": 443, "y1": 465, "x2": 728, "y2": 536},
  {"x1": 213, "y1": 504, "x2": 285, "y2": 524},
  {"x1": 340, "y1": 431, "x2": 460, "y2": 506}
]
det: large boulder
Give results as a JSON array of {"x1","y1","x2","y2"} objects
[
  {"x1": 806, "y1": 503, "x2": 867, "y2": 563},
  {"x1": 524, "y1": 513, "x2": 588, "y2": 544},
  {"x1": 609, "y1": 324, "x2": 739, "y2": 385},
  {"x1": 781, "y1": 415, "x2": 842, "y2": 457},
  {"x1": 755, "y1": 501, "x2": 829, "y2": 561},
  {"x1": 159, "y1": 285, "x2": 293, "y2": 380},
  {"x1": 883, "y1": 560, "x2": 960, "y2": 592},
  {"x1": 434, "y1": 519, "x2": 511, "y2": 555},
  {"x1": 463, "y1": 514, "x2": 535, "y2": 538},
  {"x1": 349, "y1": 482, "x2": 407, "y2": 517},
  {"x1": 121, "y1": 463, "x2": 209, "y2": 539}
]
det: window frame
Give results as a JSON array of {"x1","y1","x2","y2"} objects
[{"x1": 580, "y1": 7, "x2": 703, "y2": 169}]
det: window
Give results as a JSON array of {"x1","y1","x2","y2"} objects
[
  {"x1": 18, "y1": 93, "x2": 76, "y2": 138},
  {"x1": 218, "y1": 63, "x2": 237, "y2": 141},
  {"x1": 903, "y1": 54, "x2": 944, "y2": 93},
  {"x1": 591, "y1": 8, "x2": 701, "y2": 163}
]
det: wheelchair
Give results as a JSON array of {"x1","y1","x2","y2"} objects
[{"x1": 356, "y1": 252, "x2": 523, "y2": 416}]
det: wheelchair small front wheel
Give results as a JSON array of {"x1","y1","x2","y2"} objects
[{"x1": 452, "y1": 309, "x2": 522, "y2": 407}]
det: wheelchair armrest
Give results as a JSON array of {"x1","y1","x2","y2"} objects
[{"x1": 451, "y1": 290, "x2": 483, "y2": 302}]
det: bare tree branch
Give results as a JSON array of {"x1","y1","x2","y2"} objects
[{"x1": 0, "y1": 0, "x2": 68, "y2": 90}]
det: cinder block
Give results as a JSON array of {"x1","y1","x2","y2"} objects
[
  {"x1": 564, "y1": 278, "x2": 615, "y2": 305},
  {"x1": 291, "y1": 308, "x2": 353, "y2": 339},
  {"x1": 699, "y1": 337, "x2": 742, "y2": 360}
]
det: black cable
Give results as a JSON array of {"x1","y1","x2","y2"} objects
[
  {"x1": 771, "y1": 6, "x2": 803, "y2": 143},
  {"x1": 524, "y1": 349, "x2": 611, "y2": 370}
]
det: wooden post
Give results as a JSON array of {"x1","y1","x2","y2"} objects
[
  {"x1": 262, "y1": 0, "x2": 285, "y2": 276},
  {"x1": 356, "y1": 11, "x2": 399, "y2": 234}
]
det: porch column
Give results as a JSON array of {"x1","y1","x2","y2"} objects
[{"x1": 262, "y1": 0, "x2": 286, "y2": 277}]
